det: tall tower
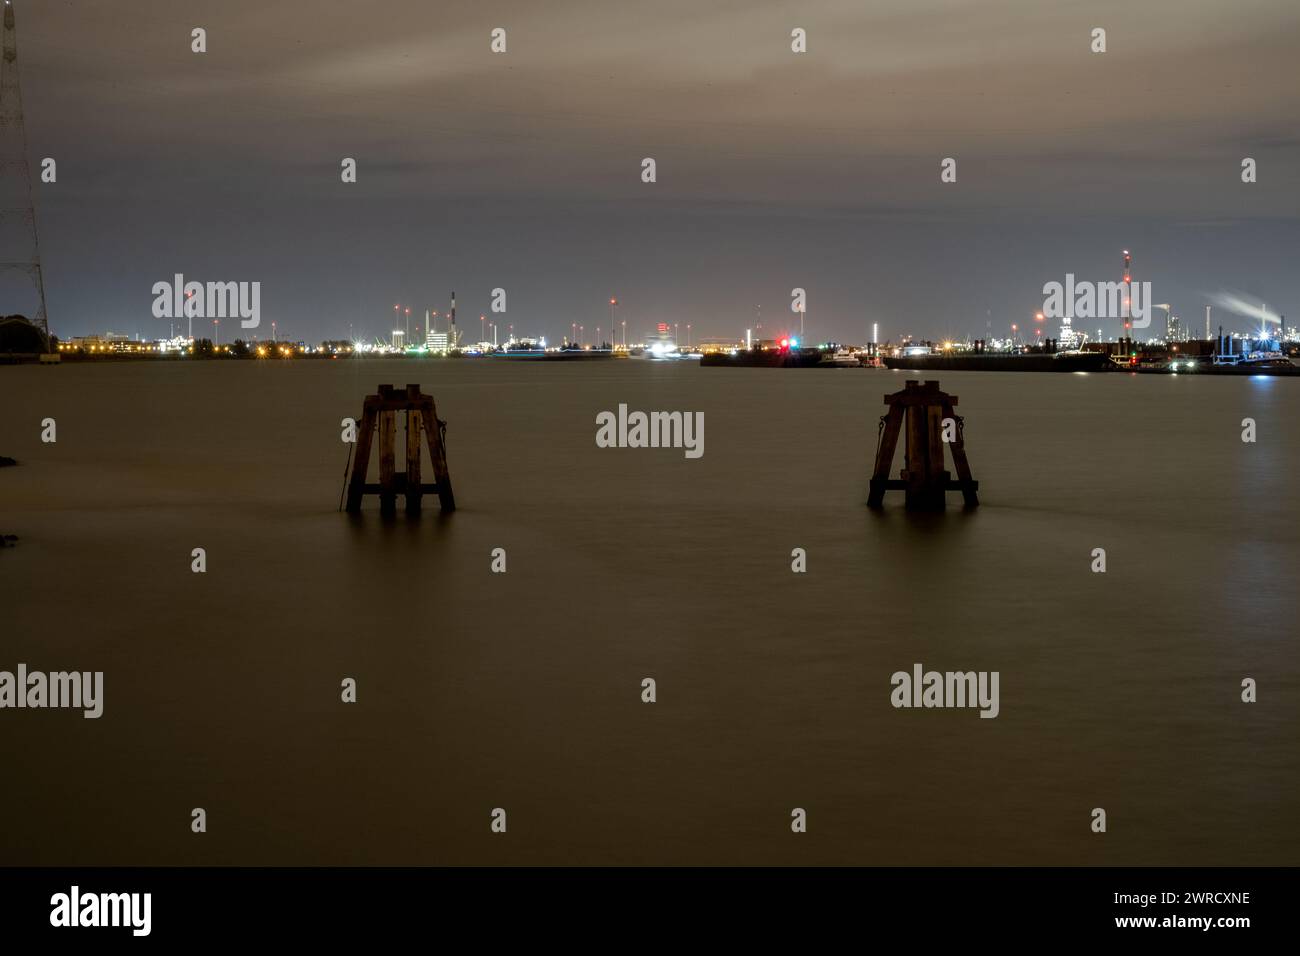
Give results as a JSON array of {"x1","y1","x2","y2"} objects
[
  {"x1": 1120, "y1": 250, "x2": 1132, "y2": 342},
  {"x1": 0, "y1": 0, "x2": 49, "y2": 349}
]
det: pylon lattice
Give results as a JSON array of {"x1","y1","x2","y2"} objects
[{"x1": 1, "y1": 1, "x2": 50, "y2": 349}]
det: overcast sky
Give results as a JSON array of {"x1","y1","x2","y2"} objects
[{"x1": 14, "y1": 0, "x2": 1300, "y2": 342}]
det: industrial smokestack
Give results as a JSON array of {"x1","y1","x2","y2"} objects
[{"x1": 1205, "y1": 305, "x2": 1211, "y2": 340}]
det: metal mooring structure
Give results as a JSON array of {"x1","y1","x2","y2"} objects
[
  {"x1": 345, "y1": 384, "x2": 455, "y2": 515},
  {"x1": 868, "y1": 379, "x2": 979, "y2": 510}
]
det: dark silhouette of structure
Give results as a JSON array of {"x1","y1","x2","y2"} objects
[
  {"x1": 868, "y1": 380, "x2": 979, "y2": 510},
  {"x1": 345, "y1": 384, "x2": 455, "y2": 515},
  {"x1": 1, "y1": 1, "x2": 48, "y2": 351}
]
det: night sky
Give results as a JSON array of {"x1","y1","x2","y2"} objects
[{"x1": 15, "y1": 0, "x2": 1300, "y2": 343}]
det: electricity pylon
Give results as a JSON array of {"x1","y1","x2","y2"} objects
[{"x1": 1, "y1": 1, "x2": 50, "y2": 350}]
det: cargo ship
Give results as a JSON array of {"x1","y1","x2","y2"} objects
[
  {"x1": 1202, "y1": 330, "x2": 1297, "y2": 373},
  {"x1": 884, "y1": 351, "x2": 1111, "y2": 373},
  {"x1": 886, "y1": 348, "x2": 1296, "y2": 375},
  {"x1": 701, "y1": 345, "x2": 872, "y2": 368},
  {"x1": 490, "y1": 342, "x2": 616, "y2": 361}
]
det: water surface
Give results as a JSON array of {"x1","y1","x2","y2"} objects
[{"x1": 1, "y1": 359, "x2": 1295, "y2": 864}]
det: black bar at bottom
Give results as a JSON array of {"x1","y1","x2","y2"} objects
[{"x1": 0, "y1": 866, "x2": 1286, "y2": 943}]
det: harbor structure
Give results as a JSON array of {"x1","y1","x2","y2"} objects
[
  {"x1": 867, "y1": 380, "x2": 979, "y2": 510},
  {"x1": 344, "y1": 384, "x2": 455, "y2": 515}
]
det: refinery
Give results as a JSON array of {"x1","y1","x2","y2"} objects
[{"x1": 5, "y1": 258, "x2": 1297, "y2": 374}]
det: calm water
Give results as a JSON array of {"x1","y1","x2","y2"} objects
[{"x1": 1, "y1": 359, "x2": 1296, "y2": 865}]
